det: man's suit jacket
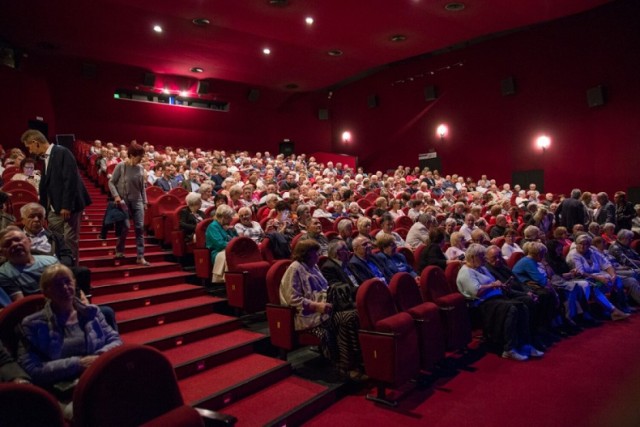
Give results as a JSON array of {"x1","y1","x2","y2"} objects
[
  {"x1": 39, "y1": 145, "x2": 91, "y2": 213},
  {"x1": 595, "y1": 201, "x2": 616, "y2": 225},
  {"x1": 348, "y1": 255, "x2": 392, "y2": 284}
]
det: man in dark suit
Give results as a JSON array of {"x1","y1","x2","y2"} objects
[
  {"x1": 554, "y1": 188, "x2": 585, "y2": 232},
  {"x1": 594, "y1": 192, "x2": 616, "y2": 225},
  {"x1": 348, "y1": 236, "x2": 392, "y2": 284},
  {"x1": 21, "y1": 129, "x2": 91, "y2": 264}
]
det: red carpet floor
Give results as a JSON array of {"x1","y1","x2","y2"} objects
[{"x1": 305, "y1": 318, "x2": 640, "y2": 427}]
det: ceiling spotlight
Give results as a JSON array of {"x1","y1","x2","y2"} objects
[
  {"x1": 327, "y1": 49, "x2": 343, "y2": 57},
  {"x1": 390, "y1": 34, "x2": 407, "y2": 42},
  {"x1": 190, "y1": 67, "x2": 204, "y2": 73},
  {"x1": 263, "y1": 48, "x2": 271, "y2": 55},
  {"x1": 179, "y1": 91, "x2": 188, "y2": 97},
  {"x1": 305, "y1": 17, "x2": 314, "y2": 25},
  {"x1": 192, "y1": 18, "x2": 211, "y2": 27},
  {"x1": 153, "y1": 25, "x2": 163, "y2": 33},
  {"x1": 444, "y1": 2, "x2": 466, "y2": 12},
  {"x1": 436, "y1": 124, "x2": 449, "y2": 140},
  {"x1": 162, "y1": 88, "x2": 170, "y2": 94}
]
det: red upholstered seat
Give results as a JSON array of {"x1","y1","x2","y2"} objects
[
  {"x1": 389, "y1": 273, "x2": 446, "y2": 371},
  {"x1": 1, "y1": 180, "x2": 38, "y2": 197},
  {"x1": 357, "y1": 198, "x2": 372, "y2": 209},
  {"x1": 356, "y1": 278, "x2": 421, "y2": 406},
  {"x1": 394, "y1": 215, "x2": 413, "y2": 230},
  {"x1": 168, "y1": 186, "x2": 189, "y2": 199},
  {"x1": 150, "y1": 194, "x2": 181, "y2": 240},
  {"x1": 0, "y1": 294, "x2": 46, "y2": 356},
  {"x1": 193, "y1": 218, "x2": 214, "y2": 282},
  {"x1": 395, "y1": 246, "x2": 415, "y2": 269},
  {"x1": 444, "y1": 262, "x2": 462, "y2": 294},
  {"x1": 507, "y1": 251, "x2": 525, "y2": 269},
  {"x1": 225, "y1": 237, "x2": 270, "y2": 313},
  {"x1": 0, "y1": 383, "x2": 65, "y2": 427},
  {"x1": 419, "y1": 266, "x2": 471, "y2": 351}
]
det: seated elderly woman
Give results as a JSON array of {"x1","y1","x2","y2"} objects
[
  {"x1": 347, "y1": 202, "x2": 363, "y2": 220},
  {"x1": 355, "y1": 216, "x2": 374, "y2": 242},
  {"x1": 374, "y1": 234, "x2": 418, "y2": 280},
  {"x1": 206, "y1": 204, "x2": 238, "y2": 282},
  {"x1": 234, "y1": 206, "x2": 264, "y2": 244},
  {"x1": 198, "y1": 182, "x2": 215, "y2": 211},
  {"x1": 445, "y1": 231, "x2": 466, "y2": 261},
  {"x1": 374, "y1": 213, "x2": 406, "y2": 248},
  {"x1": 18, "y1": 264, "x2": 122, "y2": 417},
  {"x1": 601, "y1": 222, "x2": 617, "y2": 245},
  {"x1": 179, "y1": 192, "x2": 206, "y2": 243},
  {"x1": 280, "y1": 240, "x2": 363, "y2": 380},
  {"x1": 456, "y1": 244, "x2": 543, "y2": 361},
  {"x1": 312, "y1": 196, "x2": 334, "y2": 220},
  {"x1": 419, "y1": 228, "x2": 463, "y2": 273},
  {"x1": 406, "y1": 213, "x2": 434, "y2": 250},
  {"x1": 387, "y1": 199, "x2": 405, "y2": 220},
  {"x1": 566, "y1": 234, "x2": 630, "y2": 320}
]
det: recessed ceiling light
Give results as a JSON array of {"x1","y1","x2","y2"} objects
[
  {"x1": 190, "y1": 67, "x2": 204, "y2": 73},
  {"x1": 162, "y1": 88, "x2": 170, "y2": 94},
  {"x1": 284, "y1": 83, "x2": 299, "y2": 90},
  {"x1": 263, "y1": 48, "x2": 271, "y2": 55},
  {"x1": 192, "y1": 18, "x2": 211, "y2": 27},
  {"x1": 444, "y1": 2, "x2": 465, "y2": 11},
  {"x1": 179, "y1": 91, "x2": 188, "y2": 97},
  {"x1": 305, "y1": 17, "x2": 314, "y2": 25},
  {"x1": 153, "y1": 25, "x2": 163, "y2": 33},
  {"x1": 390, "y1": 34, "x2": 407, "y2": 42},
  {"x1": 327, "y1": 49, "x2": 343, "y2": 57}
]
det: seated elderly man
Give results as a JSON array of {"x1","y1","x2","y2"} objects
[
  {"x1": 300, "y1": 217, "x2": 329, "y2": 256},
  {"x1": 490, "y1": 215, "x2": 509, "y2": 240},
  {"x1": 459, "y1": 214, "x2": 477, "y2": 242},
  {"x1": 592, "y1": 234, "x2": 640, "y2": 306},
  {"x1": 349, "y1": 236, "x2": 392, "y2": 284},
  {"x1": 405, "y1": 213, "x2": 434, "y2": 250},
  {"x1": 608, "y1": 229, "x2": 640, "y2": 271},
  {"x1": 374, "y1": 213, "x2": 406, "y2": 248},
  {"x1": 234, "y1": 206, "x2": 264, "y2": 244},
  {"x1": 19, "y1": 203, "x2": 92, "y2": 298}
]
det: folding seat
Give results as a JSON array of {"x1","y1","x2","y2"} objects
[
  {"x1": 394, "y1": 215, "x2": 413, "y2": 230},
  {"x1": 317, "y1": 216, "x2": 334, "y2": 233},
  {"x1": 2, "y1": 166, "x2": 19, "y2": 182},
  {"x1": 168, "y1": 186, "x2": 189, "y2": 199},
  {"x1": 412, "y1": 244, "x2": 427, "y2": 272},
  {"x1": 225, "y1": 237, "x2": 271, "y2": 313},
  {"x1": 364, "y1": 206, "x2": 376, "y2": 218},
  {"x1": 258, "y1": 236, "x2": 275, "y2": 263},
  {"x1": 290, "y1": 233, "x2": 304, "y2": 250},
  {"x1": 357, "y1": 278, "x2": 421, "y2": 406},
  {"x1": 73, "y1": 344, "x2": 234, "y2": 427},
  {"x1": 507, "y1": 251, "x2": 525, "y2": 269},
  {"x1": 364, "y1": 192, "x2": 378, "y2": 203},
  {"x1": 150, "y1": 194, "x2": 181, "y2": 241},
  {"x1": 7, "y1": 189, "x2": 39, "y2": 217},
  {"x1": 492, "y1": 236, "x2": 506, "y2": 248},
  {"x1": 389, "y1": 272, "x2": 446, "y2": 371},
  {"x1": 324, "y1": 230, "x2": 339, "y2": 240},
  {"x1": 0, "y1": 294, "x2": 46, "y2": 358},
  {"x1": 193, "y1": 217, "x2": 214, "y2": 283},
  {"x1": 144, "y1": 186, "x2": 167, "y2": 229},
  {"x1": 444, "y1": 262, "x2": 463, "y2": 293},
  {"x1": 357, "y1": 198, "x2": 372, "y2": 209},
  {"x1": 1, "y1": 180, "x2": 38, "y2": 196},
  {"x1": 419, "y1": 266, "x2": 471, "y2": 351},
  {"x1": 265, "y1": 260, "x2": 319, "y2": 358},
  {"x1": 393, "y1": 227, "x2": 409, "y2": 240},
  {"x1": 0, "y1": 383, "x2": 64, "y2": 427}
]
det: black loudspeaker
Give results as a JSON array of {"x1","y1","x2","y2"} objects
[
  {"x1": 587, "y1": 85, "x2": 605, "y2": 107},
  {"x1": 81, "y1": 63, "x2": 96, "y2": 78},
  {"x1": 501, "y1": 77, "x2": 516, "y2": 96},
  {"x1": 197, "y1": 81, "x2": 210, "y2": 95},
  {"x1": 143, "y1": 72, "x2": 156, "y2": 87},
  {"x1": 247, "y1": 89, "x2": 260, "y2": 103},
  {"x1": 318, "y1": 109, "x2": 329, "y2": 120},
  {"x1": 367, "y1": 95, "x2": 378, "y2": 109},
  {"x1": 424, "y1": 85, "x2": 438, "y2": 101},
  {"x1": 279, "y1": 141, "x2": 294, "y2": 156}
]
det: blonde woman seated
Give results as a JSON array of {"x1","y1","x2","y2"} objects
[
  {"x1": 279, "y1": 240, "x2": 363, "y2": 380},
  {"x1": 205, "y1": 204, "x2": 238, "y2": 282},
  {"x1": 456, "y1": 244, "x2": 542, "y2": 361},
  {"x1": 445, "y1": 231, "x2": 466, "y2": 261},
  {"x1": 18, "y1": 264, "x2": 122, "y2": 418}
]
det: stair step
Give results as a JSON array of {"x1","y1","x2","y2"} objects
[
  {"x1": 77, "y1": 244, "x2": 160, "y2": 258},
  {"x1": 180, "y1": 354, "x2": 291, "y2": 409},
  {"x1": 79, "y1": 251, "x2": 169, "y2": 268},
  {"x1": 167, "y1": 329, "x2": 267, "y2": 379},
  {"x1": 91, "y1": 271, "x2": 195, "y2": 296},
  {"x1": 116, "y1": 295, "x2": 221, "y2": 333},
  {"x1": 92, "y1": 283, "x2": 205, "y2": 311},
  {"x1": 120, "y1": 313, "x2": 240, "y2": 349},
  {"x1": 80, "y1": 237, "x2": 155, "y2": 249},
  {"x1": 90, "y1": 261, "x2": 180, "y2": 280}
]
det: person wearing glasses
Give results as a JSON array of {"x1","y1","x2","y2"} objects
[{"x1": 10, "y1": 157, "x2": 40, "y2": 191}]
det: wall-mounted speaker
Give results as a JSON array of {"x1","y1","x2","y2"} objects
[
  {"x1": 318, "y1": 109, "x2": 329, "y2": 120},
  {"x1": 587, "y1": 85, "x2": 605, "y2": 108},
  {"x1": 501, "y1": 77, "x2": 516, "y2": 96},
  {"x1": 143, "y1": 72, "x2": 156, "y2": 87},
  {"x1": 424, "y1": 85, "x2": 438, "y2": 101},
  {"x1": 367, "y1": 95, "x2": 378, "y2": 109},
  {"x1": 197, "y1": 81, "x2": 210, "y2": 95},
  {"x1": 247, "y1": 89, "x2": 260, "y2": 103}
]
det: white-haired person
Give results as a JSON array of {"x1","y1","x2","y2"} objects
[
  {"x1": 456, "y1": 244, "x2": 543, "y2": 361},
  {"x1": 205, "y1": 204, "x2": 238, "y2": 282},
  {"x1": 234, "y1": 206, "x2": 264, "y2": 244},
  {"x1": 445, "y1": 231, "x2": 466, "y2": 261},
  {"x1": 179, "y1": 192, "x2": 206, "y2": 243}
]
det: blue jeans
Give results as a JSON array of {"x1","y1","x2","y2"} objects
[{"x1": 116, "y1": 200, "x2": 145, "y2": 258}]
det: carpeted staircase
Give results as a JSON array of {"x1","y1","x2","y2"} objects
[{"x1": 79, "y1": 171, "x2": 338, "y2": 426}]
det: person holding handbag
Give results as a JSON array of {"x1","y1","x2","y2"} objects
[{"x1": 108, "y1": 142, "x2": 150, "y2": 265}]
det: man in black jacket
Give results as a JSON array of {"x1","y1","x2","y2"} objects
[
  {"x1": 21, "y1": 130, "x2": 91, "y2": 265},
  {"x1": 555, "y1": 189, "x2": 584, "y2": 231}
]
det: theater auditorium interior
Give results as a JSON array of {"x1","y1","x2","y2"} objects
[{"x1": 1, "y1": 0, "x2": 640, "y2": 426}]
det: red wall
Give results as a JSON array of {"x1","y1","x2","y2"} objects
[{"x1": 328, "y1": 0, "x2": 640, "y2": 195}]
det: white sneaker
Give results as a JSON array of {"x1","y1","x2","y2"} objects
[
  {"x1": 521, "y1": 344, "x2": 544, "y2": 358},
  {"x1": 501, "y1": 349, "x2": 528, "y2": 361}
]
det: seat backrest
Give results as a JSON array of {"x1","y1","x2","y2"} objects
[
  {"x1": 394, "y1": 216, "x2": 413, "y2": 230},
  {"x1": 73, "y1": 344, "x2": 184, "y2": 427},
  {"x1": 226, "y1": 236, "x2": 262, "y2": 268},
  {"x1": 444, "y1": 262, "x2": 462, "y2": 293},
  {"x1": 290, "y1": 233, "x2": 304, "y2": 250},
  {"x1": 395, "y1": 246, "x2": 415, "y2": 272},
  {"x1": 0, "y1": 294, "x2": 46, "y2": 356},
  {"x1": 388, "y1": 272, "x2": 422, "y2": 311},
  {"x1": 152, "y1": 194, "x2": 182, "y2": 216},
  {"x1": 0, "y1": 383, "x2": 65, "y2": 427},
  {"x1": 146, "y1": 186, "x2": 165, "y2": 203},
  {"x1": 356, "y1": 278, "x2": 398, "y2": 331},
  {"x1": 318, "y1": 216, "x2": 334, "y2": 232},
  {"x1": 266, "y1": 260, "x2": 292, "y2": 304},
  {"x1": 9, "y1": 189, "x2": 39, "y2": 205},
  {"x1": 169, "y1": 187, "x2": 189, "y2": 199},
  {"x1": 507, "y1": 251, "x2": 525, "y2": 269},
  {"x1": 194, "y1": 218, "x2": 214, "y2": 248},
  {"x1": 393, "y1": 227, "x2": 409, "y2": 239},
  {"x1": 357, "y1": 198, "x2": 372, "y2": 209},
  {"x1": 259, "y1": 237, "x2": 275, "y2": 263},
  {"x1": 412, "y1": 244, "x2": 427, "y2": 272},
  {"x1": 2, "y1": 180, "x2": 38, "y2": 196},
  {"x1": 419, "y1": 266, "x2": 450, "y2": 303}
]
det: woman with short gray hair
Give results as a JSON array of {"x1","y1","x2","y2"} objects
[{"x1": 205, "y1": 204, "x2": 238, "y2": 282}]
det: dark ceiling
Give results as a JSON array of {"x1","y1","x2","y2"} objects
[{"x1": 1, "y1": 0, "x2": 612, "y2": 91}]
